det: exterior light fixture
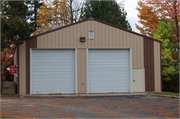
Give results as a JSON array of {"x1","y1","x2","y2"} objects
[{"x1": 80, "y1": 37, "x2": 85, "y2": 42}]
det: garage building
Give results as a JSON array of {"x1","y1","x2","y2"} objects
[{"x1": 14, "y1": 18, "x2": 162, "y2": 95}]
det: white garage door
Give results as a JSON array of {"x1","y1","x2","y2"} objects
[
  {"x1": 88, "y1": 49, "x2": 131, "y2": 93},
  {"x1": 31, "y1": 49, "x2": 75, "y2": 94}
]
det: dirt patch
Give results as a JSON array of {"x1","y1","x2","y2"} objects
[
  {"x1": 52, "y1": 109, "x2": 76, "y2": 118},
  {"x1": 129, "y1": 114, "x2": 137, "y2": 116},
  {"x1": 163, "y1": 101, "x2": 179, "y2": 104},
  {"x1": 145, "y1": 116, "x2": 157, "y2": 118},
  {"x1": 87, "y1": 108, "x2": 107, "y2": 113},
  {"x1": 1, "y1": 110, "x2": 38, "y2": 118},
  {"x1": 98, "y1": 113, "x2": 117, "y2": 118}
]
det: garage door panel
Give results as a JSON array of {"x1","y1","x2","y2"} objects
[
  {"x1": 32, "y1": 78, "x2": 75, "y2": 81},
  {"x1": 89, "y1": 75, "x2": 129, "y2": 78},
  {"x1": 31, "y1": 49, "x2": 75, "y2": 94},
  {"x1": 89, "y1": 70, "x2": 129, "y2": 75},
  {"x1": 32, "y1": 90, "x2": 75, "y2": 94},
  {"x1": 89, "y1": 59, "x2": 129, "y2": 63},
  {"x1": 32, "y1": 83, "x2": 75, "y2": 87},
  {"x1": 32, "y1": 50, "x2": 74, "y2": 56},
  {"x1": 89, "y1": 49, "x2": 130, "y2": 93},
  {"x1": 32, "y1": 72, "x2": 75, "y2": 76},
  {"x1": 32, "y1": 63, "x2": 74, "y2": 66},
  {"x1": 90, "y1": 65, "x2": 129, "y2": 69},
  {"x1": 32, "y1": 59, "x2": 74, "y2": 63},
  {"x1": 89, "y1": 80, "x2": 129, "y2": 83}
]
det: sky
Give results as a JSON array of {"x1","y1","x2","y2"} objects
[{"x1": 117, "y1": 0, "x2": 141, "y2": 33}]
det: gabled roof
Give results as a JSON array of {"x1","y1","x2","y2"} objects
[{"x1": 24, "y1": 17, "x2": 162, "y2": 43}]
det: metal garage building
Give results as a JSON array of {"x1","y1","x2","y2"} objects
[{"x1": 14, "y1": 18, "x2": 162, "y2": 95}]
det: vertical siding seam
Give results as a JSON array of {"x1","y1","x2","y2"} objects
[{"x1": 17, "y1": 46, "x2": 20, "y2": 94}]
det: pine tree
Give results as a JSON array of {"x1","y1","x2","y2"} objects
[{"x1": 80, "y1": 0, "x2": 132, "y2": 30}]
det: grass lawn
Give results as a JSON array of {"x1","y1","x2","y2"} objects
[
  {"x1": 1, "y1": 116, "x2": 10, "y2": 118},
  {"x1": 149, "y1": 92, "x2": 179, "y2": 96}
]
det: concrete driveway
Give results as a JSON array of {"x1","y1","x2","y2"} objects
[{"x1": 1, "y1": 96, "x2": 179, "y2": 118}]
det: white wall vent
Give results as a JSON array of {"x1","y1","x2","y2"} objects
[{"x1": 89, "y1": 31, "x2": 94, "y2": 39}]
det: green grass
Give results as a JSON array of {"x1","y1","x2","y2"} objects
[
  {"x1": 1, "y1": 94, "x2": 20, "y2": 97},
  {"x1": 1, "y1": 116, "x2": 10, "y2": 118},
  {"x1": 1, "y1": 116, "x2": 16, "y2": 119},
  {"x1": 149, "y1": 92, "x2": 179, "y2": 96}
]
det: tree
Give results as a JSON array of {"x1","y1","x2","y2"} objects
[
  {"x1": 80, "y1": 0, "x2": 132, "y2": 30},
  {"x1": 26, "y1": 0, "x2": 43, "y2": 31},
  {"x1": 136, "y1": 0, "x2": 179, "y2": 73},
  {"x1": 153, "y1": 18, "x2": 179, "y2": 81},
  {"x1": 136, "y1": 0, "x2": 179, "y2": 43},
  {"x1": 65, "y1": 0, "x2": 84, "y2": 23},
  {"x1": 1, "y1": 1, "x2": 34, "y2": 46},
  {"x1": 34, "y1": 0, "x2": 70, "y2": 35},
  {"x1": 1, "y1": 1, "x2": 34, "y2": 81}
]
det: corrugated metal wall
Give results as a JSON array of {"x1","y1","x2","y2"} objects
[
  {"x1": 144, "y1": 38, "x2": 155, "y2": 91},
  {"x1": 77, "y1": 49, "x2": 87, "y2": 93},
  {"x1": 19, "y1": 41, "x2": 26, "y2": 94},
  {"x1": 154, "y1": 41, "x2": 161, "y2": 92},
  {"x1": 37, "y1": 21, "x2": 144, "y2": 69},
  {"x1": 16, "y1": 19, "x2": 162, "y2": 94},
  {"x1": 26, "y1": 37, "x2": 37, "y2": 94}
]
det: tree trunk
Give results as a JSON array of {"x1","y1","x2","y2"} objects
[{"x1": 70, "y1": 0, "x2": 73, "y2": 23}]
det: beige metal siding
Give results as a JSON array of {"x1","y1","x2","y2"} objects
[
  {"x1": 154, "y1": 41, "x2": 161, "y2": 92},
  {"x1": 37, "y1": 20, "x2": 145, "y2": 93},
  {"x1": 77, "y1": 49, "x2": 87, "y2": 93},
  {"x1": 37, "y1": 21, "x2": 144, "y2": 68},
  {"x1": 19, "y1": 41, "x2": 26, "y2": 94},
  {"x1": 14, "y1": 48, "x2": 17, "y2": 82}
]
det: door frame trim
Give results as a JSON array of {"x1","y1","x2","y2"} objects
[
  {"x1": 30, "y1": 48, "x2": 32, "y2": 95},
  {"x1": 130, "y1": 48, "x2": 132, "y2": 93},
  {"x1": 87, "y1": 48, "x2": 89, "y2": 94},
  {"x1": 75, "y1": 48, "x2": 77, "y2": 94}
]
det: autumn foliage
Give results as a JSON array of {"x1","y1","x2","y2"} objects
[
  {"x1": 1, "y1": 44, "x2": 15, "y2": 80},
  {"x1": 34, "y1": 0, "x2": 70, "y2": 35},
  {"x1": 136, "y1": 0, "x2": 179, "y2": 64},
  {"x1": 136, "y1": 0, "x2": 179, "y2": 43}
]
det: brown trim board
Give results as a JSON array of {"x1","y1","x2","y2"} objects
[
  {"x1": 17, "y1": 46, "x2": 20, "y2": 94},
  {"x1": 144, "y1": 37, "x2": 155, "y2": 91},
  {"x1": 160, "y1": 44, "x2": 162, "y2": 91},
  {"x1": 26, "y1": 37, "x2": 37, "y2": 94}
]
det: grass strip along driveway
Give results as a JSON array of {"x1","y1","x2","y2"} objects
[{"x1": 1, "y1": 95, "x2": 179, "y2": 118}]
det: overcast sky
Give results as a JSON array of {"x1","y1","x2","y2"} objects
[{"x1": 116, "y1": 0, "x2": 141, "y2": 33}]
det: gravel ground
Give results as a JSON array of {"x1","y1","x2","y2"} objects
[{"x1": 0, "y1": 95, "x2": 179, "y2": 118}]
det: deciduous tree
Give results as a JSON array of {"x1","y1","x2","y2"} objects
[
  {"x1": 153, "y1": 18, "x2": 179, "y2": 81},
  {"x1": 136, "y1": 0, "x2": 179, "y2": 43},
  {"x1": 34, "y1": 0, "x2": 70, "y2": 35},
  {"x1": 136, "y1": 0, "x2": 179, "y2": 70},
  {"x1": 1, "y1": 1, "x2": 34, "y2": 81}
]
